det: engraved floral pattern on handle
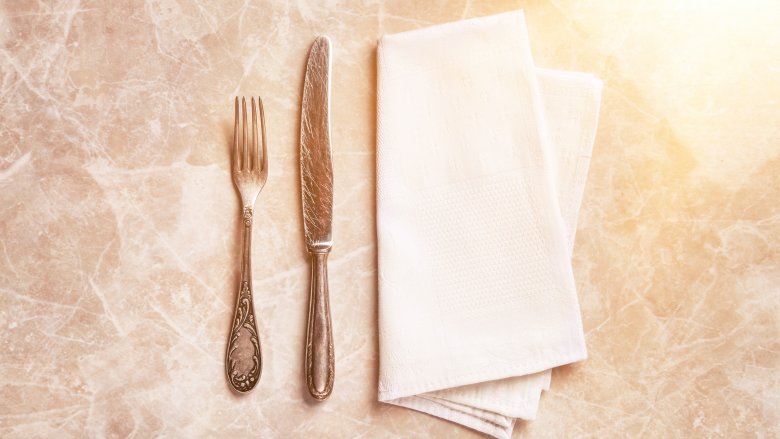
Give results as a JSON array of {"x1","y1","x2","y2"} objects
[
  {"x1": 243, "y1": 206, "x2": 253, "y2": 226},
  {"x1": 226, "y1": 279, "x2": 261, "y2": 392},
  {"x1": 225, "y1": 205, "x2": 263, "y2": 393}
]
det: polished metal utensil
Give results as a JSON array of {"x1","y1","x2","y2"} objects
[
  {"x1": 225, "y1": 96, "x2": 268, "y2": 393},
  {"x1": 300, "y1": 36, "x2": 335, "y2": 401}
]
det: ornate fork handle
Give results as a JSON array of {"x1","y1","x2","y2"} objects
[{"x1": 225, "y1": 206, "x2": 262, "y2": 392}]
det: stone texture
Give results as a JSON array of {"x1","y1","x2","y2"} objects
[{"x1": 0, "y1": 0, "x2": 777, "y2": 437}]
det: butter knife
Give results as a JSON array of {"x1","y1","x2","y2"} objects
[{"x1": 300, "y1": 36, "x2": 335, "y2": 401}]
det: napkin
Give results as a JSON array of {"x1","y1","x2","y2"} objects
[{"x1": 376, "y1": 10, "x2": 602, "y2": 438}]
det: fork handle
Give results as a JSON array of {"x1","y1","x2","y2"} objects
[
  {"x1": 305, "y1": 249, "x2": 334, "y2": 400},
  {"x1": 225, "y1": 207, "x2": 262, "y2": 393}
]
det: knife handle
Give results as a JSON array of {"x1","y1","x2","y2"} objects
[{"x1": 305, "y1": 248, "x2": 334, "y2": 400}]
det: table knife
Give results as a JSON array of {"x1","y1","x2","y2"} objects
[{"x1": 300, "y1": 35, "x2": 335, "y2": 401}]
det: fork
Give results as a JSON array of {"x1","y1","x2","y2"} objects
[{"x1": 225, "y1": 97, "x2": 268, "y2": 393}]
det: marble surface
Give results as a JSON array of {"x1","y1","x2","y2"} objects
[{"x1": 1, "y1": 0, "x2": 778, "y2": 437}]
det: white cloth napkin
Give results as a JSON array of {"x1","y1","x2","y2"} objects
[{"x1": 376, "y1": 10, "x2": 603, "y2": 439}]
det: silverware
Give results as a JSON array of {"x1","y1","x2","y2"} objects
[
  {"x1": 225, "y1": 96, "x2": 268, "y2": 393},
  {"x1": 300, "y1": 36, "x2": 335, "y2": 401}
]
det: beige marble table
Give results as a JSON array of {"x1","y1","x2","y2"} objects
[{"x1": 1, "y1": 1, "x2": 778, "y2": 437}]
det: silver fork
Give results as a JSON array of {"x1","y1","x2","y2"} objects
[{"x1": 225, "y1": 96, "x2": 268, "y2": 393}]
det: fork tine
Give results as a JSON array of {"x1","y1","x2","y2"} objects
[
  {"x1": 251, "y1": 97, "x2": 258, "y2": 171},
  {"x1": 242, "y1": 97, "x2": 249, "y2": 171},
  {"x1": 258, "y1": 96, "x2": 267, "y2": 172},
  {"x1": 233, "y1": 97, "x2": 240, "y2": 172}
]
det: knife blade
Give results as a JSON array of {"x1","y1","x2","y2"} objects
[{"x1": 300, "y1": 35, "x2": 335, "y2": 401}]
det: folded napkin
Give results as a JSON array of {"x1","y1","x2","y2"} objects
[{"x1": 376, "y1": 10, "x2": 602, "y2": 438}]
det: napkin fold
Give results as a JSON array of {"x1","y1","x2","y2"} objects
[{"x1": 376, "y1": 10, "x2": 602, "y2": 438}]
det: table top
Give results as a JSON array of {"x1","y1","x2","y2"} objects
[{"x1": 1, "y1": 1, "x2": 777, "y2": 437}]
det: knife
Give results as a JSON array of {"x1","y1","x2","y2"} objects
[{"x1": 300, "y1": 35, "x2": 335, "y2": 401}]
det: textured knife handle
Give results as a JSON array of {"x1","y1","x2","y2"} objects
[
  {"x1": 225, "y1": 207, "x2": 262, "y2": 393},
  {"x1": 305, "y1": 249, "x2": 334, "y2": 400}
]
